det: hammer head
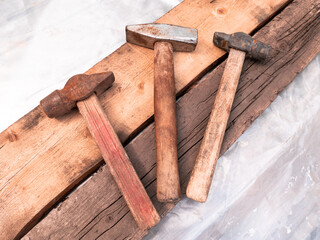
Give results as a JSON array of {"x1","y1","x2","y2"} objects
[
  {"x1": 40, "y1": 72, "x2": 114, "y2": 118},
  {"x1": 213, "y1": 32, "x2": 270, "y2": 60},
  {"x1": 126, "y1": 23, "x2": 197, "y2": 52}
]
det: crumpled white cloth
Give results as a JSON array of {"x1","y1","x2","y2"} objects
[{"x1": 1, "y1": 1, "x2": 319, "y2": 239}]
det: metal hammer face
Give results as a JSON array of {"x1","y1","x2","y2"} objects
[
  {"x1": 40, "y1": 72, "x2": 114, "y2": 118},
  {"x1": 126, "y1": 23, "x2": 197, "y2": 52},
  {"x1": 213, "y1": 32, "x2": 270, "y2": 60}
]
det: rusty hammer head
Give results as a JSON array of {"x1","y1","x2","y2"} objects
[
  {"x1": 40, "y1": 72, "x2": 114, "y2": 118},
  {"x1": 213, "y1": 32, "x2": 270, "y2": 60},
  {"x1": 126, "y1": 23, "x2": 197, "y2": 52}
]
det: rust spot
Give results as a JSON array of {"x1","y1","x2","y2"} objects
[
  {"x1": 129, "y1": 32, "x2": 148, "y2": 47},
  {"x1": 144, "y1": 26, "x2": 161, "y2": 36},
  {"x1": 8, "y1": 130, "x2": 18, "y2": 142},
  {"x1": 217, "y1": 8, "x2": 226, "y2": 15},
  {"x1": 222, "y1": 41, "x2": 228, "y2": 49}
]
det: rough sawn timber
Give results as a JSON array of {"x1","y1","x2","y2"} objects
[
  {"x1": 25, "y1": 0, "x2": 320, "y2": 239},
  {"x1": 0, "y1": 0, "x2": 290, "y2": 239}
]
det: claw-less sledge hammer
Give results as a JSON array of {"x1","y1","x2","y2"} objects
[
  {"x1": 126, "y1": 23, "x2": 198, "y2": 202},
  {"x1": 40, "y1": 72, "x2": 160, "y2": 230},
  {"x1": 187, "y1": 32, "x2": 270, "y2": 202}
]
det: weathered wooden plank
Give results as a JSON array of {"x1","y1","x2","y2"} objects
[
  {"x1": 0, "y1": 0, "x2": 290, "y2": 239},
  {"x1": 25, "y1": 0, "x2": 320, "y2": 239}
]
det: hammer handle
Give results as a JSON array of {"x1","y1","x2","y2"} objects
[
  {"x1": 154, "y1": 41, "x2": 181, "y2": 202},
  {"x1": 77, "y1": 94, "x2": 160, "y2": 230},
  {"x1": 186, "y1": 48, "x2": 246, "y2": 202}
]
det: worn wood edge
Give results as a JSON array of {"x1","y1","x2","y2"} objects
[
  {"x1": 0, "y1": 0, "x2": 292, "y2": 239},
  {"x1": 24, "y1": 0, "x2": 320, "y2": 239}
]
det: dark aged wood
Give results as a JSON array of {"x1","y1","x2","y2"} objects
[
  {"x1": 24, "y1": 0, "x2": 320, "y2": 239},
  {"x1": 0, "y1": 0, "x2": 290, "y2": 238},
  {"x1": 77, "y1": 94, "x2": 160, "y2": 230},
  {"x1": 187, "y1": 49, "x2": 246, "y2": 203},
  {"x1": 154, "y1": 42, "x2": 180, "y2": 202}
]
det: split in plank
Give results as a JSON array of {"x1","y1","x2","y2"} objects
[{"x1": 24, "y1": 0, "x2": 320, "y2": 239}]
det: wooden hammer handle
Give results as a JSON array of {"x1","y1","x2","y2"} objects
[
  {"x1": 77, "y1": 94, "x2": 160, "y2": 230},
  {"x1": 154, "y1": 41, "x2": 181, "y2": 202},
  {"x1": 186, "y1": 48, "x2": 246, "y2": 202}
]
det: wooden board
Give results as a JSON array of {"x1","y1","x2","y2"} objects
[
  {"x1": 24, "y1": 0, "x2": 320, "y2": 238},
  {"x1": 0, "y1": 0, "x2": 290, "y2": 239}
]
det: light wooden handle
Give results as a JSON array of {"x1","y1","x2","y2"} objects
[
  {"x1": 186, "y1": 49, "x2": 246, "y2": 202},
  {"x1": 77, "y1": 94, "x2": 160, "y2": 230},
  {"x1": 154, "y1": 41, "x2": 181, "y2": 202}
]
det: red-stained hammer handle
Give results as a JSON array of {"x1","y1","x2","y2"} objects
[{"x1": 77, "y1": 94, "x2": 160, "y2": 230}]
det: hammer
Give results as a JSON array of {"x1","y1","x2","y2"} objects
[
  {"x1": 126, "y1": 23, "x2": 198, "y2": 202},
  {"x1": 40, "y1": 72, "x2": 160, "y2": 230},
  {"x1": 187, "y1": 32, "x2": 270, "y2": 202}
]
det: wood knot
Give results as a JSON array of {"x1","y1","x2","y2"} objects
[
  {"x1": 138, "y1": 82, "x2": 144, "y2": 92},
  {"x1": 276, "y1": 40, "x2": 290, "y2": 52},
  {"x1": 217, "y1": 7, "x2": 227, "y2": 15},
  {"x1": 212, "y1": 7, "x2": 227, "y2": 17},
  {"x1": 8, "y1": 130, "x2": 18, "y2": 142}
]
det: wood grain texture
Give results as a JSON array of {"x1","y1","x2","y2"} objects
[
  {"x1": 154, "y1": 42, "x2": 180, "y2": 202},
  {"x1": 0, "y1": 0, "x2": 290, "y2": 238},
  {"x1": 77, "y1": 95, "x2": 160, "y2": 230},
  {"x1": 24, "y1": 0, "x2": 320, "y2": 239},
  {"x1": 187, "y1": 49, "x2": 246, "y2": 202}
]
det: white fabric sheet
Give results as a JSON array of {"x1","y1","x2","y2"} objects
[{"x1": 1, "y1": 1, "x2": 319, "y2": 239}]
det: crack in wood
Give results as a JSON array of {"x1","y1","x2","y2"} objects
[
  {"x1": 94, "y1": 210, "x2": 130, "y2": 240},
  {"x1": 77, "y1": 195, "x2": 123, "y2": 238}
]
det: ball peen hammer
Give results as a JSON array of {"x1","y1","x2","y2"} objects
[
  {"x1": 126, "y1": 23, "x2": 198, "y2": 202},
  {"x1": 40, "y1": 72, "x2": 160, "y2": 230},
  {"x1": 187, "y1": 32, "x2": 270, "y2": 202}
]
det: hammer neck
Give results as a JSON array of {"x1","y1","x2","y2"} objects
[{"x1": 154, "y1": 42, "x2": 174, "y2": 61}]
